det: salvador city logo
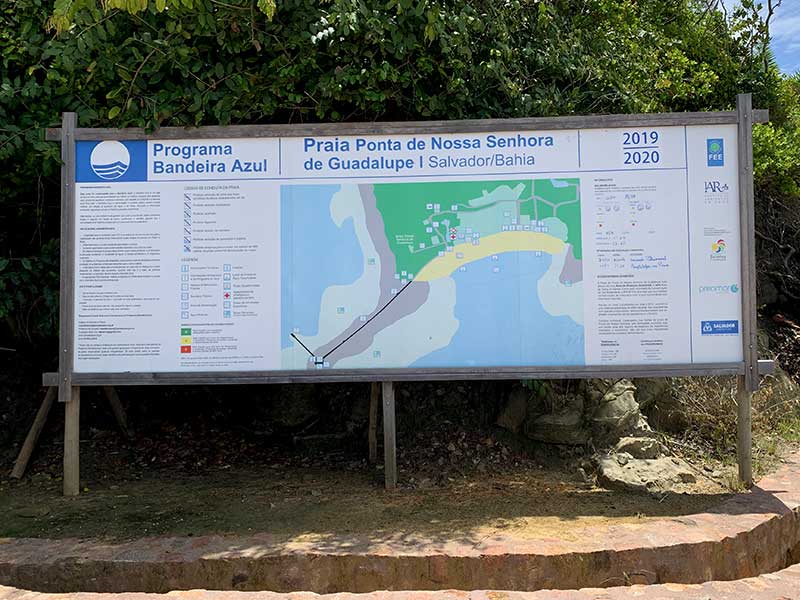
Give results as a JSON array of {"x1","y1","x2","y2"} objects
[{"x1": 90, "y1": 141, "x2": 130, "y2": 180}]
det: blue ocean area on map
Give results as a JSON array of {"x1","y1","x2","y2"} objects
[
  {"x1": 412, "y1": 252, "x2": 584, "y2": 367},
  {"x1": 280, "y1": 185, "x2": 363, "y2": 347}
]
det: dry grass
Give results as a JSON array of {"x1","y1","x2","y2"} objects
[{"x1": 667, "y1": 373, "x2": 800, "y2": 477}]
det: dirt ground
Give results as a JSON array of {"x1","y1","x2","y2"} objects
[
  {"x1": 0, "y1": 455, "x2": 733, "y2": 543},
  {"x1": 0, "y1": 377, "x2": 742, "y2": 543}
]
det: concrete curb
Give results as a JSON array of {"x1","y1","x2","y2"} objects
[{"x1": 1, "y1": 451, "x2": 799, "y2": 594}]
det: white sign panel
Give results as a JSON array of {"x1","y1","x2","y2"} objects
[{"x1": 72, "y1": 124, "x2": 742, "y2": 373}]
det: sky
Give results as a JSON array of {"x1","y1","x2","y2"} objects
[
  {"x1": 720, "y1": 0, "x2": 800, "y2": 74},
  {"x1": 769, "y1": 1, "x2": 800, "y2": 74}
]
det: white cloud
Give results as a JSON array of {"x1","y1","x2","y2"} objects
[{"x1": 770, "y1": 5, "x2": 800, "y2": 41}]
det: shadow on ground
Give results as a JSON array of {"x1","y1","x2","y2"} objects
[{"x1": 0, "y1": 461, "x2": 757, "y2": 547}]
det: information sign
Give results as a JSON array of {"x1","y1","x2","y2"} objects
[
  {"x1": 45, "y1": 96, "x2": 773, "y2": 494},
  {"x1": 71, "y1": 124, "x2": 744, "y2": 375}
]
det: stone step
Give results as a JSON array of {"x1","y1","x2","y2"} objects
[
  {"x1": 2, "y1": 562, "x2": 800, "y2": 600},
  {"x1": 1, "y1": 451, "x2": 799, "y2": 595}
]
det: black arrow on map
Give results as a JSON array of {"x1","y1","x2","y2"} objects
[
  {"x1": 290, "y1": 333, "x2": 315, "y2": 357},
  {"x1": 322, "y1": 281, "x2": 414, "y2": 360}
]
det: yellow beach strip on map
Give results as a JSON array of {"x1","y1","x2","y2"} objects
[{"x1": 414, "y1": 230, "x2": 565, "y2": 282}]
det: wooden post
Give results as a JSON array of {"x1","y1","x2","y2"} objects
[
  {"x1": 382, "y1": 381, "x2": 397, "y2": 489},
  {"x1": 58, "y1": 112, "x2": 80, "y2": 496},
  {"x1": 736, "y1": 375, "x2": 753, "y2": 487},
  {"x1": 735, "y1": 94, "x2": 756, "y2": 488},
  {"x1": 10, "y1": 387, "x2": 57, "y2": 479},
  {"x1": 737, "y1": 93, "x2": 759, "y2": 394},
  {"x1": 368, "y1": 382, "x2": 379, "y2": 464},
  {"x1": 103, "y1": 386, "x2": 134, "y2": 439},
  {"x1": 63, "y1": 386, "x2": 81, "y2": 496},
  {"x1": 57, "y1": 112, "x2": 77, "y2": 408}
]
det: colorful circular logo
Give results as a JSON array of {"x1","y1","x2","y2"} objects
[
  {"x1": 90, "y1": 141, "x2": 130, "y2": 180},
  {"x1": 709, "y1": 141, "x2": 722, "y2": 153},
  {"x1": 711, "y1": 239, "x2": 726, "y2": 253}
]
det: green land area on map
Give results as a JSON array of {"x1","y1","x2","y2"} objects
[{"x1": 373, "y1": 178, "x2": 582, "y2": 277}]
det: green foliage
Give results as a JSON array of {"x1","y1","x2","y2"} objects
[
  {"x1": 0, "y1": 239, "x2": 60, "y2": 343},
  {"x1": 753, "y1": 74, "x2": 800, "y2": 302},
  {"x1": 754, "y1": 76, "x2": 800, "y2": 195},
  {"x1": 521, "y1": 379, "x2": 549, "y2": 400},
  {"x1": 49, "y1": 0, "x2": 276, "y2": 33},
  {"x1": 0, "y1": 0, "x2": 786, "y2": 346}
]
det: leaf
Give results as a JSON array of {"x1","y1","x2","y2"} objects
[
  {"x1": 20, "y1": 258, "x2": 32, "y2": 271},
  {"x1": 0, "y1": 258, "x2": 8, "y2": 273},
  {"x1": 108, "y1": 106, "x2": 121, "y2": 118},
  {"x1": 256, "y1": 0, "x2": 276, "y2": 19}
]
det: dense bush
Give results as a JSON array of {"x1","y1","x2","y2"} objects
[
  {"x1": 753, "y1": 75, "x2": 800, "y2": 304},
  {"x1": 0, "y1": 0, "x2": 789, "y2": 349}
]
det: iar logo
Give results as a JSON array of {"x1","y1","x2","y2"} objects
[
  {"x1": 704, "y1": 181, "x2": 729, "y2": 193},
  {"x1": 90, "y1": 141, "x2": 130, "y2": 179}
]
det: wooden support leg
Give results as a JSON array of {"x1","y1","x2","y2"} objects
[
  {"x1": 10, "y1": 387, "x2": 57, "y2": 479},
  {"x1": 736, "y1": 375, "x2": 753, "y2": 488},
  {"x1": 368, "y1": 382, "x2": 379, "y2": 464},
  {"x1": 382, "y1": 381, "x2": 397, "y2": 489},
  {"x1": 63, "y1": 387, "x2": 81, "y2": 496},
  {"x1": 103, "y1": 386, "x2": 134, "y2": 439}
]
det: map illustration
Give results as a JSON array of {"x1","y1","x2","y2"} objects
[{"x1": 280, "y1": 178, "x2": 585, "y2": 369}]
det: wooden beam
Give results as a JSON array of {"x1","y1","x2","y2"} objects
[
  {"x1": 10, "y1": 387, "x2": 57, "y2": 479},
  {"x1": 103, "y1": 386, "x2": 134, "y2": 439},
  {"x1": 38, "y1": 362, "x2": 747, "y2": 388},
  {"x1": 43, "y1": 108, "x2": 771, "y2": 141},
  {"x1": 58, "y1": 112, "x2": 77, "y2": 406},
  {"x1": 368, "y1": 382, "x2": 379, "y2": 464},
  {"x1": 63, "y1": 387, "x2": 81, "y2": 496},
  {"x1": 382, "y1": 381, "x2": 397, "y2": 489},
  {"x1": 737, "y1": 93, "x2": 759, "y2": 393},
  {"x1": 736, "y1": 375, "x2": 753, "y2": 487}
]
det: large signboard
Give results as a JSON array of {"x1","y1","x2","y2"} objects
[{"x1": 69, "y1": 121, "x2": 746, "y2": 377}]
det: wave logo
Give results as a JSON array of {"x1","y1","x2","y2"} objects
[
  {"x1": 90, "y1": 141, "x2": 130, "y2": 179},
  {"x1": 711, "y1": 239, "x2": 726, "y2": 254}
]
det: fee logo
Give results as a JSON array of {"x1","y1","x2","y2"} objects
[{"x1": 707, "y1": 138, "x2": 724, "y2": 167}]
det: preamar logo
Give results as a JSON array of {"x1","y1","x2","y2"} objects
[{"x1": 698, "y1": 283, "x2": 739, "y2": 294}]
